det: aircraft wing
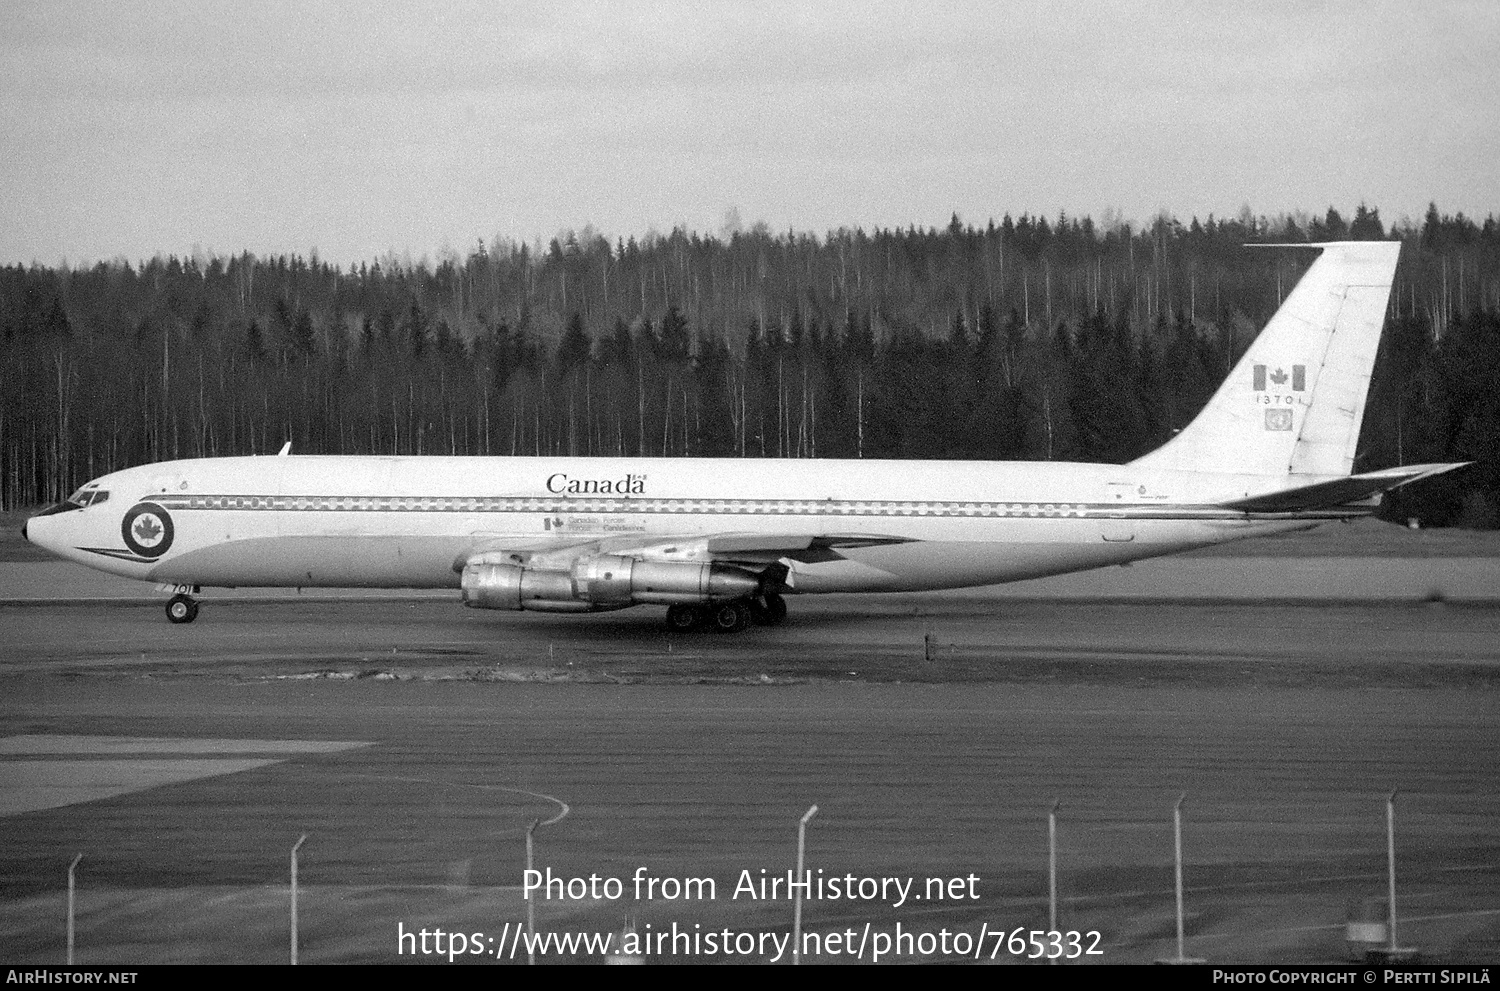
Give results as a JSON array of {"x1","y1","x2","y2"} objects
[
  {"x1": 454, "y1": 531, "x2": 915, "y2": 573},
  {"x1": 705, "y1": 532, "x2": 915, "y2": 563},
  {"x1": 1219, "y1": 463, "x2": 1470, "y2": 514}
]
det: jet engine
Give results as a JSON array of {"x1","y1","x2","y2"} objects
[{"x1": 460, "y1": 553, "x2": 761, "y2": 613}]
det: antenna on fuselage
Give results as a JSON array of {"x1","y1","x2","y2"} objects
[{"x1": 278, "y1": 441, "x2": 292, "y2": 457}]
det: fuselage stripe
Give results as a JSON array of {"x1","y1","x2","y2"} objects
[{"x1": 142, "y1": 493, "x2": 1278, "y2": 521}]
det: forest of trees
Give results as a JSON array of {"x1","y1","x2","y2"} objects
[{"x1": 3, "y1": 202, "x2": 1497, "y2": 525}]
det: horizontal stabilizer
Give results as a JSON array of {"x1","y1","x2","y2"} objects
[{"x1": 1219, "y1": 463, "x2": 1470, "y2": 513}]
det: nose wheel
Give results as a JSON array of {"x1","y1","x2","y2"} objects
[{"x1": 165, "y1": 593, "x2": 199, "y2": 624}]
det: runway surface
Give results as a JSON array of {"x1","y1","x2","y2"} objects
[
  {"x1": 6, "y1": 594, "x2": 1500, "y2": 687},
  {"x1": 2, "y1": 593, "x2": 1499, "y2": 964}
]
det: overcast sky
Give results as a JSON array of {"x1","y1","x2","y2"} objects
[{"x1": 3, "y1": 0, "x2": 1496, "y2": 266}]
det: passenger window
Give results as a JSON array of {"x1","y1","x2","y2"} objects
[{"x1": 90, "y1": 491, "x2": 109, "y2": 506}]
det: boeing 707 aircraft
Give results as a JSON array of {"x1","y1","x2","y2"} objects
[{"x1": 22, "y1": 241, "x2": 1464, "y2": 631}]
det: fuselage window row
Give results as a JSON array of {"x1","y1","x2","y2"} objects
[{"x1": 155, "y1": 494, "x2": 1152, "y2": 521}]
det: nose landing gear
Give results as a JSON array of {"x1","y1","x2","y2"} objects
[{"x1": 165, "y1": 593, "x2": 199, "y2": 624}]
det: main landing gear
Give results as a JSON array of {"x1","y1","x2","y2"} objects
[
  {"x1": 165, "y1": 592, "x2": 199, "y2": 624},
  {"x1": 665, "y1": 593, "x2": 786, "y2": 634}
]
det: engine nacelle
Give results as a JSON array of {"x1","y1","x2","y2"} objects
[
  {"x1": 460, "y1": 555, "x2": 761, "y2": 612},
  {"x1": 460, "y1": 561, "x2": 594, "y2": 612},
  {"x1": 572, "y1": 555, "x2": 761, "y2": 605}
]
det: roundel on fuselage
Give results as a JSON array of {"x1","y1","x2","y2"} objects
[{"x1": 121, "y1": 502, "x2": 174, "y2": 558}]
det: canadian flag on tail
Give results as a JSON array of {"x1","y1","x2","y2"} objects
[{"x1": 1252, "y1": 364, "x2": 1305, "y2": 391}]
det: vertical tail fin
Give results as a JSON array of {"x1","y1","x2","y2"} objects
[{"x1": 1130, "y1": 241, "x2": 1401, "y2": 478}]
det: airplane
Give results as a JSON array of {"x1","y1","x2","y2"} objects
[{"x1": 22, "y1": 241, "x2": 1465, "y2": 632}]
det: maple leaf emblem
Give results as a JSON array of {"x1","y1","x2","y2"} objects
[
  {"x1": 1269, "y1": 367, "x2": 1289, "y2": 385},
  {"x1": 133, "y1": 515, "x2": 163, "y2": 543}
]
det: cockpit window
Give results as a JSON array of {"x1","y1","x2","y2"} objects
[{"x1": 65, "y1": 488, "x2": 109, "y2": 507}]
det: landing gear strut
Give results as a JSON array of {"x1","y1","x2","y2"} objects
[
  {"x1": 165, "y1": 593, "x2": 199, "y2": 624},
  {"x1": 750, "y1": 592, "x2": 787, "y2": 627}
]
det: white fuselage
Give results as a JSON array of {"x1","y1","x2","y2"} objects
[{"x1": 25, "y1": 454, "x2": 1324, "y2": 594}]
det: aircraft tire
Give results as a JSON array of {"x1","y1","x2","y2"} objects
[
  {"x1": 711, "y1": 600, "x2": 752, "y2": 634},
  {"x1": 665, "y1": 604, "x2": 703, "y2": 632},
  {"x1": 166, "y1": 594, "x2": 198, "y2": 625}
]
